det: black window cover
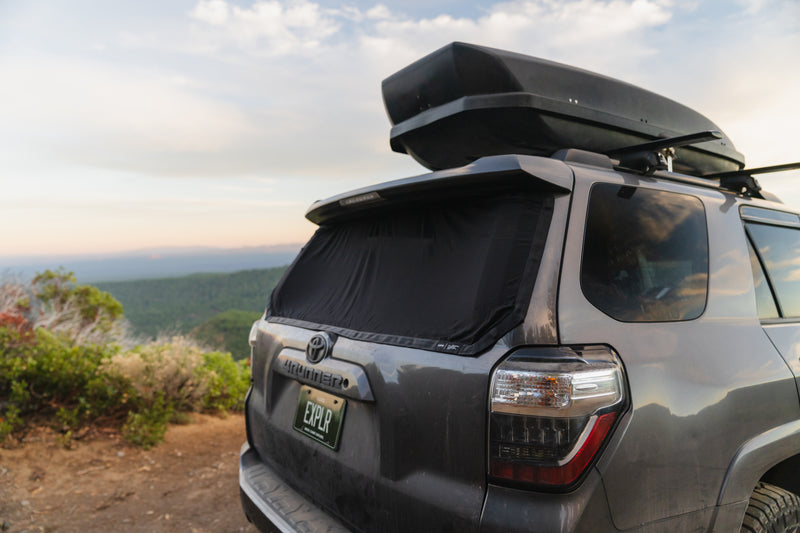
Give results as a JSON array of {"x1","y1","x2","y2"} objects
[{"x1": 268, "y1": 192, "x2": 554, "y2": 355}]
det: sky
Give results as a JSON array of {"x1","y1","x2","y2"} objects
[{"x1": 0, "y1": 0, "x2": 798, "y2": 259}]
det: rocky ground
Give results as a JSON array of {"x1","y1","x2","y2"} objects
[{"x1": 0, "y1": 413, "x2": 257, "y2": 533}]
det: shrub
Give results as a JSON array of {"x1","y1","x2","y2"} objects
[
  {"x1": 198, "y1": 351, "x2": 251, "y2": 412},
  {"x1": 0, "y1": 271, "x2": 252, "y2": 448},
  {"x1": 102, "y1": 336, "x2": 249, "y2": 413},
  {"x1": 0, "y1": 326, "x2": 127, "y2": 442},
  {"x1": 102, "y1": 336, "x2": 209, "y2": 413},
  {"x1": 0, "y1": 404, "x2": 23, "y2": 442},
  {"x1": 100, "y1": 335, "x2": 250, "y2": 445},
  {"x1": 30, "y1": 269, "x2": 125, "y2": 344},
  {"x1": 122, "y1": 393, "x2": 172, "y2": 449},
  {"x1": 0, "y1": 276, "x2": 35, "y2": 339}
]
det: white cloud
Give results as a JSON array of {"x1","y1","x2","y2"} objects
[
  {"x1": 177, "y1": 0, "x2": 800, "y2": 202},
  {"x1": 189, "y1": 0, "x2": 341, "y2": 55},
  {"x1": 183, "y1": 0, "x2": 673, "y2": 68},
  {"x1": 8, "y1": 0, "x2": 797, "y2": 182},
  {"x1": 5, "y1": 0, "x2": 797, "y2": 184},
  {"x1": 366, "y1": 5, "x2": 392, "y2": 20},
  {"x1": 0, "y1": 55, "x2": 259, "y2": 176},
  {"x1": 190, "y1": 0, "x2": 230, "y2": 25},
  {"x1": 344, "y1": 0, "x2": 676, "y2": 76},
  {"x1": 3, "y1": 0, "x2": 800, "y2": 256}
]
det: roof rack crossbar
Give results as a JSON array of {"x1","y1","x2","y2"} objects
[
  {"x1": 605, "y1": 130, "x2": 723, "y2": 157},
  {"x1": 606, "y1": 130, "x2": 725, "y2": 176},
  {"x1": 703, "y1": 162, "x2": 800, "y2": 179}
]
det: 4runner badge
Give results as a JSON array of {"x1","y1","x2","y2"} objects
[{"x1": 306, "y1": 332, "x2": 333, "y2": 364}]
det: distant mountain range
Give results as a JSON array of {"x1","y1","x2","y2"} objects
[{"x1": 0, "y1": 244, "x2": 302, "y2": 283}]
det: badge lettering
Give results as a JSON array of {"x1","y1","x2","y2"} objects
[{"x1": 282, "y1": 359, "x2": 346, "y2": 390}]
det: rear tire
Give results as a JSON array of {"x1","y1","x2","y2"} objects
[{"x1": 741, "y1": 482, "x2": 800, "y2": 533}]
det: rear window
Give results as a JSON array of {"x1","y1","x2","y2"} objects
[
  {"x1": 581, "y1": 184, "x2": 709, "y2": 322},
  {"x1": 268, "y1": 191, "x2": 554, "y2": 355}
]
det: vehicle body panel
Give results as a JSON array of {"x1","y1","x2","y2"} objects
[
  {"x1": 247, "y1": 322, "x2": 507, "y2": 532},
  {"x1": 763, "y1": 323, "x2": 800, "y2": 401},
  {"x1": 241, "y1": 154, "x2": 800, "y2": 532},
  {"x1": 557, "y1": 166, "x2": 800, "y2": 529},
  {"x1": 243, "y1": 155, "x2": 579, "y2": 532}
]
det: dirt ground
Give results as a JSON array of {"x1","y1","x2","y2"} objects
[{"x1": 0, "y1": 413, "x2": 257, "y2": 533}]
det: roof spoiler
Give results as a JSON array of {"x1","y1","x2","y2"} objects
[{"x1": 305, "y1": 155, "x2": 573, "y2": 225}]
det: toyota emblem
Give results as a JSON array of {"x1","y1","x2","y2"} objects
[{"x1": 306, "y1": 332, "x2": 333, "y2": 364}]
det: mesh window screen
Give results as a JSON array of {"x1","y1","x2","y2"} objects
[{"x1": 268, "y1": 192, "x2": 554, "y2": 355}]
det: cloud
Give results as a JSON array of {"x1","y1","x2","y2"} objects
[
  {"x1": 2, "y1": 0, "x2": 799, "y2": 256},
  {"x1": 190, "y1": 0, "x2": 230, "y2": 25},
  {"x1": 369, "y1": 0, "x2": 674, "y2": 61},
  {"x1": 189, "y1": 0, "x2": 340, "y2": 55},
  {"x1": 0, "y1": 55, "x2": 262, "y2": 177},
  {"x1": 183, "y1": 0, "x2": 675, "y2": 70},
  {"x1": 366, "y1": 5, "x2": 392, "y2": 20},
  {"x1": 3, "y1": 0, "x2": 799, "y2": 188},
  {"x1": 155, "y1": 0, "x2": 685, "y2": 179}
]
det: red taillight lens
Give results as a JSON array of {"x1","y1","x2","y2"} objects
[{"x1": 488, "y1": 345, "x2": 626, "y2": 489}]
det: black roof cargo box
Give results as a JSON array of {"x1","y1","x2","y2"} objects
[{"x1": 382, "y1": 42, "x2": 745, "y2": 176}]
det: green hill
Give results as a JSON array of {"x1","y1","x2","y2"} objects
[
  {"x1": 96, "y1": 267, "x2": 287, "y2": 341},
  {"x1": 191, "y1": 309, "x2": 264, "y2": 360}
]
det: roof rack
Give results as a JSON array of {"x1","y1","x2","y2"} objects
[
  {"x1": 606, "y1": 130, "x2": 723, "y2": 175},
  {"x1": 604, "y1": 130, "x2": 800, "y2": 198},
  {"x1": 704, "y1": 162, "x2": 800, "y2": 179},
  {"x1": 704, "y1": 162, "x2": 800, "y2": 198}
]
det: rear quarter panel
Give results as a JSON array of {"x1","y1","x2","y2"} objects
[{"x1": 557, "y1": 168, "x2": 800, "y2": 530}]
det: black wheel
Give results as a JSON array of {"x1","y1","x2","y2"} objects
[{"x1": 741, "y1": 482, "x2": 800, "y2": 533}]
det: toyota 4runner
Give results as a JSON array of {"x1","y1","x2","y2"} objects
[{"x1": 239, "y1": 42, "x2": 800, "y2": 532}]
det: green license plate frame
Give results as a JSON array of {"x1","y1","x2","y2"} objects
[{"x1": 293, "y1": 385, "x2": 347, "y2": 450}]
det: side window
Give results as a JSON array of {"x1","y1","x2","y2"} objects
[
  {"x1": 746, "y1": 223, "x2": 800, "y2": 318},
  {"x1": 746, "y1": 240, "x2": 780, "y2": 319},
  {"x1": 581, "y1": 184, "x2": 709, "y2": 322}
]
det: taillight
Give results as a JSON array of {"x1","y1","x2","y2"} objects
[{"x1": 489, "y1": 345, "x2": 626, "y2": 490}]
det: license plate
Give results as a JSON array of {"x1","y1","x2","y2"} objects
[{"x1": 293, "y1": 386, "x2": 347, "y2": 450}]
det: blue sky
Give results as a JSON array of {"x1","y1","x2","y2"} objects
[{"x1": 1, "y1": 0, "x2": 798, "y2": 258}]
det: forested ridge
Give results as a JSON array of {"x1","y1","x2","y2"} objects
[{"x1": 95, "y1": 266, "x2": 287, "y2": 346}]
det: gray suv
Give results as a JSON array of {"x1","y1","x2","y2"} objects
[{"x1": 239, "y1": 43, "x2": 800, "y2": 532}]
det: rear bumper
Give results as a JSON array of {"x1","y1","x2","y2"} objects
[
  {"x1": 239, "y1": 442, "x2": 351, "y2": 533},
  {"x1": 240, "y1": 439, "x2": 618, "y2": 533}
]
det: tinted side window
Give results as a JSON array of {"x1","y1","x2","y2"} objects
[
  {"x1": 747, "y1": 223, "x2": 800, "y2": 317},
  {"x1": 746, "y1": 240, "x2": 780, "y2": 319},
  {"x1": 581, "y1": 184, "x2": 709, "y2": 322}
]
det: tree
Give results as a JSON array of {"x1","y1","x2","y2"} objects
[{"x1": 7, "y1": 268, "x2": 126, "y2": 344}]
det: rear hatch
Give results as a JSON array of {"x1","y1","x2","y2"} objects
[{"x1": 246, "y1": 155, "x2": 572, "y2": 532}]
